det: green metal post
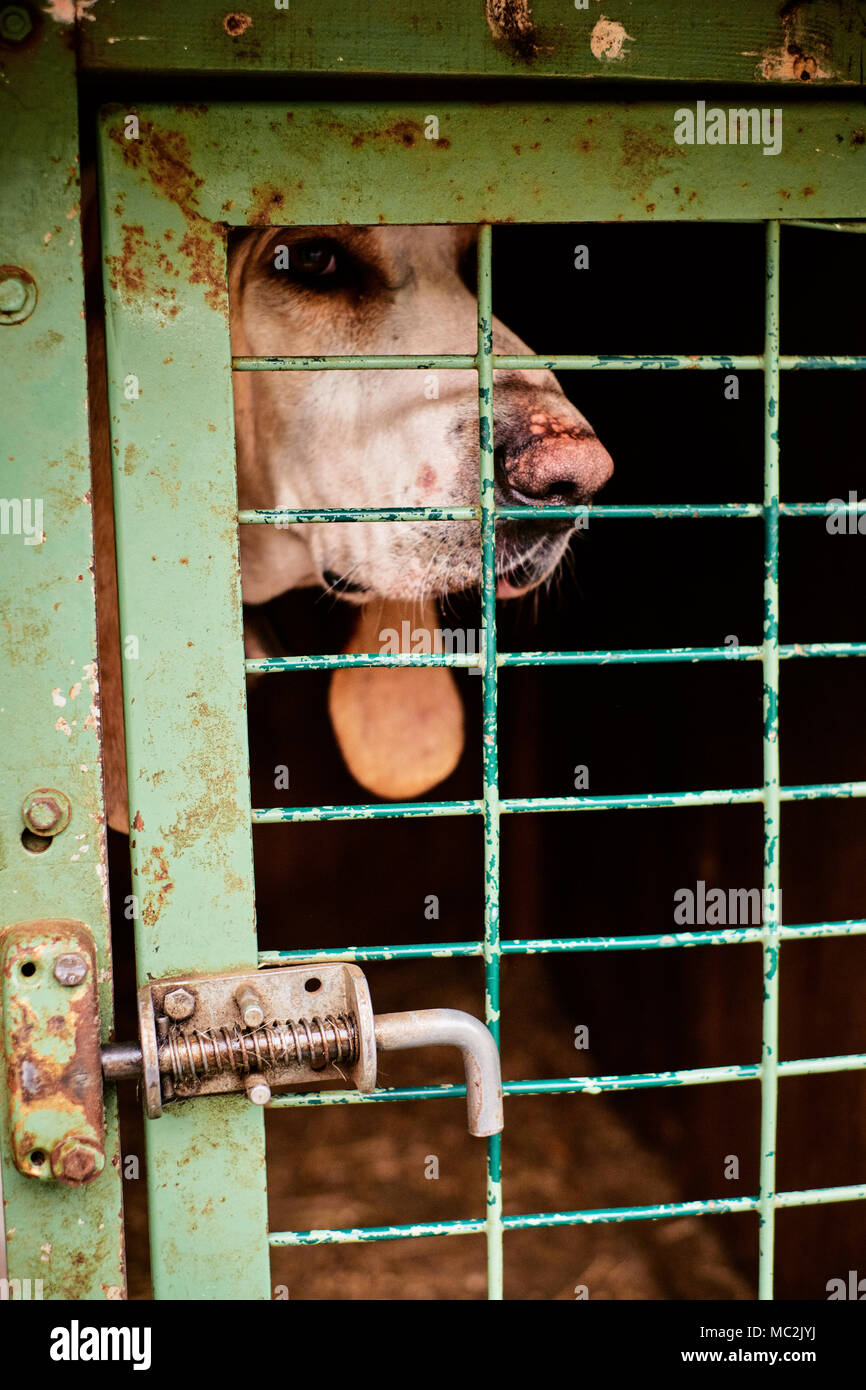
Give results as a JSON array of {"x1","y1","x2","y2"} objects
[
  {"x1": 477, "y1": 224, "x2": 504, "y2": 1300},
  {"x1": 0, "y1": 20, "x2": 125, "y2": 1300},
  {"x1": 98, "y1": 115, "x2": 270, "y2": 1299},
  {"x1": 758, "y1": 220, "x2": 782, "y2": 1299}
]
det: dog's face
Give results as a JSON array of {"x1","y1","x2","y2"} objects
[{"x1": 229, "y1": 226, "x2": 613, "y2": 606}]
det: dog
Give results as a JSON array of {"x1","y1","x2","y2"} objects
[{"x1": 226, "y1": 224, "x2": 613, "y2": 803}]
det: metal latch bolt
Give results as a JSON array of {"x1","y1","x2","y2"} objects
[
  {"x1": 102, "y1": 963, "x2": 504, "y2": 1139},
  {"x1": 3, "y1": 930, "x2": 503, "y2": 1185}
]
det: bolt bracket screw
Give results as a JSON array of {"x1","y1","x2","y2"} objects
[
  {"x1": 21, "y1": 788, "x2": 71, "y2": 837},
  {"x1": 54, "y1": 953, "x2": 88, "y2": 987},
  {"x1": 0, "y1": 6, "x2": 34, "y2": 44},
  {"x1": 163, "y1": 987, "x2": 196, "y2": 1021},
  {"x1": 0, "y1": 265, "x2": 37, "y2": 324}
]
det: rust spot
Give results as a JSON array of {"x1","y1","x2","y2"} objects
[
  {"x1": 756, "y1": 4, "x2": 834, "y2": 81},
  {"x1": 3, "y1": 925, "x2": 105, "y2": 1193},
  {"x1": 107, "y1": 119, "x2": 228, "y2": 318},
  {"x1": 486, "y1": 0, "x2": 538, "y2": 60},
  {"x1": 177, "y1": 231, "x2": 227, "y2": 312},
  {"x1": 802, "y1": 186, "x2": 816, "y2": 197},
  {"x1": 223, "y1": 12, "x2": 252, "y2": 37},
  {"x1": 108, "y1": 225, "x2": 147, "y2": 297},
  {"x1": 248, "y1": 184, "x2": 287, "y2": 227},
  {"x1": 132, "y1": 811, "x2": 144, "y2": 831},
  {"x1": 851, "y1": 129, "x2": 866, "y2": 147}
]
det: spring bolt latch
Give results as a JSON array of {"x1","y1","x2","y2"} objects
[{"x1": 100, "y1": 963, "x2": 504, "y2": 1138}]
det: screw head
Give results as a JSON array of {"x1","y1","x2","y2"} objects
[
  {"x1": 21, "y1": 788, "x2": 71, "y2": 837},
  {"x1": 0, "y1": 266, "x2": 37, "y2": 323},
  {"x1": 163, "y1": 987, "x2": 196, "y2": 1021},
  {"x1": 0, "y1": 6, "x2": 33, "y2": 43},
  {"x1": 50, "y1": 1136, "x2": 104, "y2": 1185},
  {"x1": 54, "y1": 953, "x2": 88, "y2": 987},
  {"x1": 245, "y1": 1074, "x2": 271, "y2": 1106}
]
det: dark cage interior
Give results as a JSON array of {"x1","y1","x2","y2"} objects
[{"x1": 111, "y1": 220, "x2": 865, "y2": 1300}]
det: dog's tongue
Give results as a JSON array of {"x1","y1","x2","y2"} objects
[{"x1": 328, "y1": 597, "x2": 465, "y2": 801}]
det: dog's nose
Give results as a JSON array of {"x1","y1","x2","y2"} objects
[{"x1": 495, "y1": 414, "x2": 613, "y2": 506}]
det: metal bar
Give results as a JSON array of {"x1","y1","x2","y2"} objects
[
  {"x1": 259, "y1": 920, "x2": 866, "y2": 970},
  {"x1": 246, "y1": 641, "x2": 866, "y2": 673},
  {"x1": 268, "y1": 1183, "x2": 866, "y2": 1248},
  {"x1": 258, "y1": 918, "x2": 866, "y2": 967},
  {"x1": 252, "y1": 780, "x2": 866, "y2": 823},
  {"x1": 0, "y1": 24, "x2": 126, "y2": 1300},
  {"x1": 98, "y1": 127, "x2": 270, "y2": 1300},
  {"x1": 783, "y1": 221, "x2": 866, "y2": 233},
  {"x1": 238, "y1": 501, "x2": 865, "y2": 523},
  {"x1": 232, "y1": 354, "x2": 866, "y2": 371},
  {"x1": 266, "y1": 1051, "x2": 866, "y2": 1112},
  {"x1": 477, "y1": 224, "x2": 504, "y2": 1301},
  {"x1": 758, "y1": 220, "x2": 782, "y2": 1301}
]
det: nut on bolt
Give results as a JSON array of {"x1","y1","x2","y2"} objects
[
  {"x1": 0, "y1": 266, "x2": 37, "y2": 324},
  {"x1": 163, "y1": 987, "x2": 196, "y2": 1021},
  {"x1": 54, "y1": 953, "x2": 88, "y2": 987},
  {"x1": 21, "y1": 788, "x2": 71, "y2": 837},
  {"x1": 0, "y1": 6, "x2": 33, "y2": 43},
  {"x1": 50, "y1": 1136, "x2": 105, "y2": 1185}
]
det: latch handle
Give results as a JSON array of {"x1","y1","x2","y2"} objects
[{"x1": 375, "y1": 1009, "x2": 504, "y2": 1138}]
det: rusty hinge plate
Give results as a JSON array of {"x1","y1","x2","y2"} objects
[{"x1": 1, "y1": 920, "x2": 105, "y2": 1185}]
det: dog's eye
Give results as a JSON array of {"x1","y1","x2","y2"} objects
[
  {"x1": 290, "y1": 243, "x2": 338, "y2": 278},
  {"x1": 268, "y1": 238, "x2": 354, "y2": 289}
]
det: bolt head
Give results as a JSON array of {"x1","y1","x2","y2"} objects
[
  {"x1": 21, "y1": 788, "x2": 71, "y2": 837},
  {"x1": 0, "y1": 277, "x2": 27, "y2": 313},
  {"x1": 50, "y1": 1136, "x2": 104, "y2": 1185},
  {"x1": 245, "y1": 1075, "x2": 271, "y2": 1106},
  {"x1": 0, "y1": 6, "x2": 33, "y2": 43},
  {"x1": 0, "y1": 266, "x2": 37, "y2": 324},
  {"x1": 163, "y1": 987, "x2": 196, "y2": 1021},
  {"x1": 54, "y1": 953, "x2": 88, "y2": 987},
  {"x1": 242, "y1": 1001, "x2": 265, "y2": 1028}
]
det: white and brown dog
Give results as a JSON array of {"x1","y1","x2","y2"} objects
[
  {"x1": 227, "y1": 225, "x2": 613, "y2": 802},
  {"x1": 99, "y1": 225, "x2": 612, "y2": 827}
]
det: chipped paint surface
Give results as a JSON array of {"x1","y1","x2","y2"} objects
[
  {"x1": 748, "y1": 2, "x2": 835, "y2": 82},
  {"x1": 590, "y1": 18, "x2": 634, "y2": 63},
  {"x1": 1, "y1": 925, "x2": 105, "y2": 1186},
  {"x1": 99, "y1": 99, "x2": 269, "y2": 1296}
]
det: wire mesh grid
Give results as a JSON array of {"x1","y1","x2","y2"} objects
[{"x1": 236, "y1": 220, "x2": 866, "y2": 1299}]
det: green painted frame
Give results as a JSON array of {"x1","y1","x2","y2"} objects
[
  {"x1": 97, "y1": 95, "x2": 864, "y2": 1299},
  {"x1": 80, "y1": 0, "x2": 865, "y2": 86},
  {"x1": 0, "y1": 28, "x2": 125, "y2": 1300}
]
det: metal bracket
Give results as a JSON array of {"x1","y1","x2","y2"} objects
[
  {"x1": 124, "y1": 963, "x2": 377, "y2": 1117},
  {"x1": 1, "y1": 920, "x2": 106, "y2": 1185}
]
